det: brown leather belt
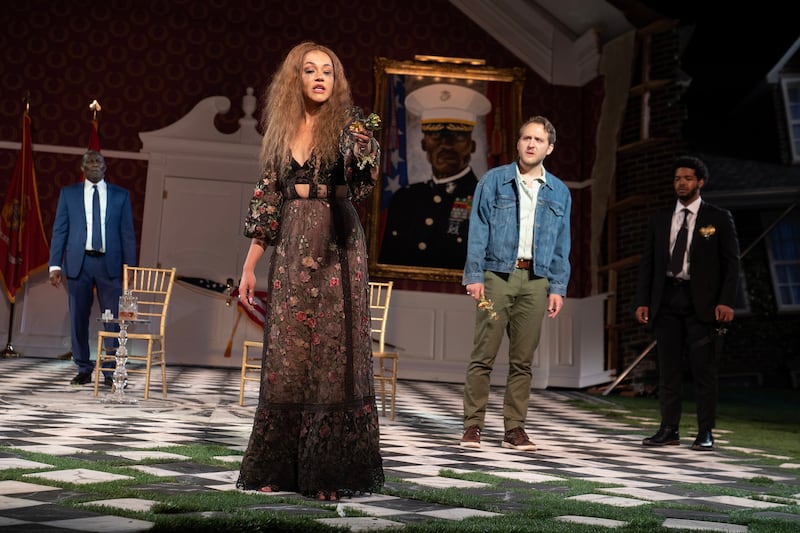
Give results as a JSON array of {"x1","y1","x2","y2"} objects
[
  {"x1": 85, "y1": 250, "x2": 105, "y2": 257},
  {"x1": 516, "y1": 258, "x2": 532, "y2": 270}
]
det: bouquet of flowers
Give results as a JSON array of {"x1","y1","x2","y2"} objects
[
  {"x1": 351, "y1": 110, "x2": 381, "y2": 132},
  {"x1": 340, "y1": 107, "x2": 381, "y2": 169},
  {"x1": 478, "y1": 296, "x2": 499, "y2": 320}
]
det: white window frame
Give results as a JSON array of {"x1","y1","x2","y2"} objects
[
  {"x1": 733, "y1": 270, "x2": 751, "y2": 316},
  {"x1": 764, "y1": 209, "x2": 800, "y2": 311},
  {"x1": 779, "y1": 76, "x2": 800, "y2": 164}
]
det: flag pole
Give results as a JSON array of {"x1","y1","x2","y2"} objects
[
  {"x1": 1, "y1": 93, "x2": 31, "y2": 358},
  {"x1": 57, "y1": 99, "x2": 102, "y2": 361},
  {"x1": 2, "y1": 306, "x2": 19, "y2": 357}
]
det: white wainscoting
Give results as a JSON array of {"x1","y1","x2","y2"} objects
[{"x1": 384, "y1": 290, "x2": 612, "y2": 389}]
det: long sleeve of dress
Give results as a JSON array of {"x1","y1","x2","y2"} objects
[
  {"x1": 340, "y1": 107, "x2": 379, "y2": 204},
  {"x1": 344, "y1": 152, "x2": 377, "y2": 204},
  {"x1": 243, "y1": 168, "x2": 283, "y2": 244}
]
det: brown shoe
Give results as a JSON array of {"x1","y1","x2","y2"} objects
[
  {"x1": 502, "y1": 427, "x2": 537, "y2": 451},
  {"x1": 460, "y1": 425, "x2": 481, "y2": 448}
]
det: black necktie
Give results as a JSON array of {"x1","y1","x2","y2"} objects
[
  {"x1": 92, "y1": 185, "x2": 102, "y2": 251},
  {"x1": 670, "y1": 208, "x2": 689, "y2": 276}
]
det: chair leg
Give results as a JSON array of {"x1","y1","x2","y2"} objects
[
  {"x1": 160, "y1": 355, "x2": 167, "y2": 397},
  {"x1": 375, "y1": 355, "x2": 392, "y2": 417},
  {"x1": 143, "y1": 340, "x2": 153, "y2": 401},
  {"x1": 389, "y1": 356, "x2": 398, "y2": 421},
  {"x1": 159, "y1": 340, "x2": 167, "y2": 397},
  {"x1": 93, "y1": 333, "x2": 103, "y2": 397},
  {"x1": 239, "y1": 352, "x2": 247, "y2": 407},
  {"x1": 240, "y1": 342, "x2": 263, "y2": 406},
  {"x1": 382, "y1": 361, "x2": 390, "y2": 416},
  {"x1": 375, "y1": 358, "x2": 384, "y2": 416}
]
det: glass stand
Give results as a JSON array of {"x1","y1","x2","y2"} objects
[{"x1": 98, "y1": 317, "x2": 148, "y2": 405}]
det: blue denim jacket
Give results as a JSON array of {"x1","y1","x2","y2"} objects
[{"x1": 462, "y1": 162, "x2": 572, "y2": 296}]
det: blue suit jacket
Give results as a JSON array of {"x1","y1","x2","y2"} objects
[{"x1": 49, "y1": 181, "x2": 137, "y2": 278}]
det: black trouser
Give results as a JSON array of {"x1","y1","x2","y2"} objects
[{"x1": 653, "y1": 279, "x2": 718, "y2": 432}]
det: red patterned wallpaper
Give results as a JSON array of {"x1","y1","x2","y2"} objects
[{"x1": 0, "y1": 0, "x2": 599, "y2": 297}]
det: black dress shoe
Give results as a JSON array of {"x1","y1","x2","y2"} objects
[
  {"x1": 642, "y1": 426, "x2": 680, "y2": 446},
  {"x1": 691, "y1": 430, "x2": 714, "y2": 451},
  {"x1": 70, "y1": 372, "x2": 92, "y2": 386}
]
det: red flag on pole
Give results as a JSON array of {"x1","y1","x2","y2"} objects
[
  {"x1": 79, "y1": 100, "x2": 102, "y2": 181},
  {"x1": 88, "y1": 118, "x2": 101, "y2": 151},
  {"x1": 0, "y1": 111, "x2": 50, "y2": 303}
]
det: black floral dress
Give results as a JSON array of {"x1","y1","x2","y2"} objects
[{"x1": 235, "y1": 144, "x2": 384, "y2": 496}]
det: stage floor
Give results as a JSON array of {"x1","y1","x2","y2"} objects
[{"x1": 1, "y1": 357, "x2": 798, "y2": 532}]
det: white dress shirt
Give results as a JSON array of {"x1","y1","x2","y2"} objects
[
  {"x1": 670, "y1": 196, "x2": 701, "y2": 279},
  {"x1": 85, "y1": 179, "x2": 107, "y2": 252}
]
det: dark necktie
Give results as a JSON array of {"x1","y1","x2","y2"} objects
[
  {"x1": 92, "y1": 185, "x2": 102, "y2": 251},
  {"x1": 669, "y1": 208, "x2": 689, "y2": 276}
]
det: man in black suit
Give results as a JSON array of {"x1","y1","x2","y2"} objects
[{"x1": 634, "y1": 156, "x2": 740, "y2": 451}]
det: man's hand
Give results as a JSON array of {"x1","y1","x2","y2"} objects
[
  {"x1": 715, "y1": 304, "x2": 734, "y2": 323},
  {"x1": 465, "y1": 283, "x2": 484, "y2": 301},
  {"x1": 547, "y1": 294, "x2": 564, "y2": 318},
  {"x1": 49, "y1": 270, "x2": 62, "y2": 288}
]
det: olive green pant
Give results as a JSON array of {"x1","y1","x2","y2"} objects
[{"x1": 463, "y1": 269, "x2": 549, "y2": 431}]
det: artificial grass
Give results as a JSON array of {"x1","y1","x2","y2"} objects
[
  {"x1": 572, "y1": 386, "x2": 800, "y2": 464},
  {"x1": 2, "y1": 387, "x2": 799, "y2": 531}
]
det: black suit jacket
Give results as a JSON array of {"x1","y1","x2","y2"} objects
[{"x1": 635, "y1": 200, "x2": 740, "y2": 323}]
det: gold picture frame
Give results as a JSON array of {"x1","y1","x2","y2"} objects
[{"x1": 367, "y1": 56, "x2": 525, "y2": 283}]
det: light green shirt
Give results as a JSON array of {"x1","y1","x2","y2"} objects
[{"x1": 516, "y1": 166, "x2": 545, "y2": 261}]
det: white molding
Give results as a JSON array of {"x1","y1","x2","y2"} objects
[
  {"x1": 450, "y1": 0, "x2": 559, "y2": 83},
  {"x1": 139, "y1": 89, "x2": 261, "y2": 156},
  {"x1": 449, "y1": 0, "x2": 610, "y2": 86},
  {"x1": 0, "y1": 141, "x2": 146, "y2": 160},
  {"x1": 574, "y1": 29, "x2": 602, "y2": 86},
  {"x1": 138, "y1": 90, "x2": 262, "y2": 267}
]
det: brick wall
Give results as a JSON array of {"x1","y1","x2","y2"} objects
[
  {"x1": 610, "y1": 25, "x2": 688, "y2": 386},
  {"x1": 610, "y1": 25, "x2": 798, "y2": 389}
]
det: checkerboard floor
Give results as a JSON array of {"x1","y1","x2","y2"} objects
[{"x1": 1, "y1": 357, "x2": 799, "y2": 532}]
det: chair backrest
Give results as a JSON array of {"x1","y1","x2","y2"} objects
[
  {"x1": 368, "y1": 281, "x2": 393, "y2": 352},
  {"x1": 123, "y1": 265, "x2": 177, "y2": 336}
]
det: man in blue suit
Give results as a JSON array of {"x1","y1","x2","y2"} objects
[{"x1": 49, "y1": 150, "x2": 137, "y2": 386}]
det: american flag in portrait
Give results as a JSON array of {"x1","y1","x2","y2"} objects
[{"x1": 380, "y1": 74, "x2": 408, "y2": 211}]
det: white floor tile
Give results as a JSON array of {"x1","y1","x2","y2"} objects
[
  {"x1": 23, "y1": 468, "x2": 133, "y2": 484},
  {"x1": 555, "y1": 515, "x2": 628, "y2": 528}
]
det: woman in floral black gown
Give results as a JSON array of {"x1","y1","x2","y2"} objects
[{"x1": 235, "y1": 41, "x2": 384, "y2": 501}]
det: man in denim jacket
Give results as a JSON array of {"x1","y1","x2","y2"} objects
[{"x1": 460, "y1": 116, "x2": 572, "y2": 451}]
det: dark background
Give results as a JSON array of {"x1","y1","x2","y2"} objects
[{"x1": 641, "y1": 2, "x2": 799, "y2": 161}]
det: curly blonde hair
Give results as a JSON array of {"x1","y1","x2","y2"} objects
[{"x1": 259, "y1": 41, "x2": 352, "y2": 175}]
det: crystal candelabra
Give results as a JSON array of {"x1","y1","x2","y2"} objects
[
  {"x1": 103, "y1": 318, "x2": 134, "y2": 404},
  {"x1": 99, "y1": 316, "x2": 147, "y2": 405}
]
